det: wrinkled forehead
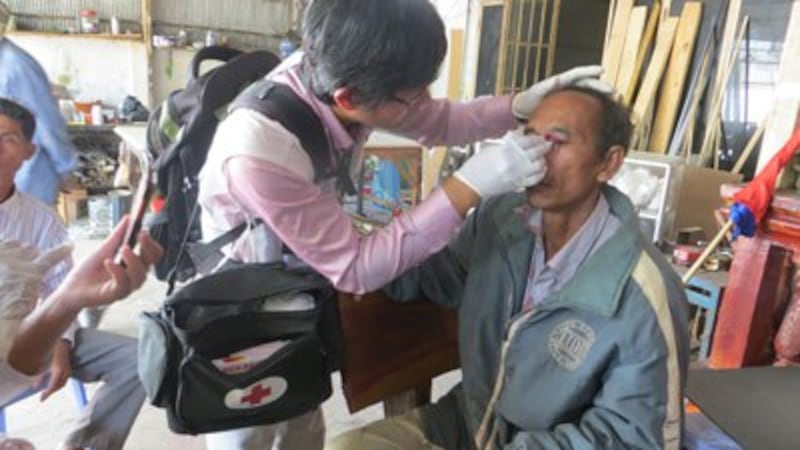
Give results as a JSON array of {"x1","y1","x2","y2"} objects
[{"x1": 526, "y1": 91, "x2": 602, "y2": 139}]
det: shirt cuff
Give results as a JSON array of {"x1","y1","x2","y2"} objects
[
  {"x1": 404, "y1": 188, "x2": 464, "y2": 250},
  {"x1": 494, "y1": 94, "x2": 522, "y2": 126}
]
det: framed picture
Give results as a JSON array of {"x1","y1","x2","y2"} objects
[{"x1": 345, "y1": 146, "x2": 422, "y2": 225}]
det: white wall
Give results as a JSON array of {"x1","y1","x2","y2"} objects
[{"x1": 8, "y1": 33, "x2": 150, "y2": 109}]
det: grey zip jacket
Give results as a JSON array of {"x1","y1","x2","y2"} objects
[{"x1": 386, "y1": 186, "x2": 689, "y2": 450}]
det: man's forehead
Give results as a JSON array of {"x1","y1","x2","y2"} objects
[
  {"x1": 0, "y1": 115, "x2": 23, "y2": 133},
  {"x1": 527, "y1": 91, "x2": 602, "y2": 131}
]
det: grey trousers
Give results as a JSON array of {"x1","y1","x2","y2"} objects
[
  {"x1": 205, "y1": 408, "x2": 325, "y2": 450},
  {"x1": 63, "y1": 328, "x2": 144, "y2": 450}
]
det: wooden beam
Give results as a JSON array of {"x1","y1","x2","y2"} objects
[
  {"x1": 603, "y1": 0, "x2": 618, "y2": 70},
  {"x1": 615, "y1": 6, "x2": 648, "y2": 95},
  {"x1": 495, "y1": 1, "x2": 513, "y2": 95},
  {"x1": 623, "y1": 1, "x2": 661, "y2": 106},
  {"x1": 678, "y1": 46, "x2": 712, "y2": 160},
  {"x1": 545, "y1": 0, "x2": 563, "y2": 78},
  {"x1": 662, "y1": 0, "x2": 672, "y2": 20},
  {"x1": 141, "y1": 0, "x2": 152, "y2": 56},
  {"x1": 731, "y1": 123, "x2": 766, "y2": 175},
  {"x1": 706, "y1": 0, "x2": 741, "y2": 125},
  {"x1": 602, "y1": 0, "x2": 634, "y2": 85},
  {"x1": 447, "y1": 29, "x2": 465, "y2": 101},
  {"x1": 666, "y1": 0, "x2": 728, "y2": 157},
  {"x1": 651, "y1": 2, "x2": 703, "y2": 154},
  {"x1": 633, "y1": 93, "x2": 658, "y2": 151},
  {"x1": 697, "y1": 16, "x2": 749, "y2": 166},
  {"x1": 631, "y1": 16, "x2": 679, "y2": 144}
]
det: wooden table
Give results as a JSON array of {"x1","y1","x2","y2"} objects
[
  {"x1": 686, "y1": 366, "x2": 800, "y2": 450},
  {"x1": 336, "y1": 291, "x2": 459, "y2": 415}
]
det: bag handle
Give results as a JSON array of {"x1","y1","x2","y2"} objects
[
  {"x1": 166, "y1": 204, "x2": 261, "y2": 295},
  {"x1": 189, "y1": 46, "x2": 244, "y2": 80}
]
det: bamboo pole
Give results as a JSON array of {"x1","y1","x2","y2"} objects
[
  {"x1": 731, "y1": 123, "x2": 767, "y2": 174},
  {"x1": 682, "y1": 219, "x2": 734, "y2": 284}
]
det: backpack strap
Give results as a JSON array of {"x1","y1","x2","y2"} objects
[
  {"x1": 168, "y1": 81, "x2": 358, "y2": 293},
  {"x1": 230, "y1": 80, "x2": 356, "y2": 194}
]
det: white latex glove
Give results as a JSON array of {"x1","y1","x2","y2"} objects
[
  {"x1": 511, "y1": 65, "x2": 614, "y2": 120},
  {"x1": 455, "y1": 131, "x2": 550, "y2": 199},
  {"x1": 0, "y1": 241, "x2": 72, "y2": 359}
]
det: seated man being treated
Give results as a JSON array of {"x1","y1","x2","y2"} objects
[{"x1": 327, "y1": 86, "x2": 690, "y2": 450}]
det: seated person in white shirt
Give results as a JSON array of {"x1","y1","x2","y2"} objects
[
  {"x1": 0, "y1": 97, "x2": 161, "y2": 450},
  {"x1": 0, "y1": 226, "x2": 161, "y2": 450}
]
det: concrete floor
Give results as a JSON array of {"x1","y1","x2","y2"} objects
[{"x1": 5, "y1": 238, "x2": 460, "y2": 449}]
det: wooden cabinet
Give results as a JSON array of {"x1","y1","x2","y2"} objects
[{"x1": 709, "y1": 184, "x2": 799, "y2": 368}]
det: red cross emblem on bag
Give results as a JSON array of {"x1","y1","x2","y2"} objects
[{"x1": 224, "y1": 377, "x2": 288, "y2": 409}]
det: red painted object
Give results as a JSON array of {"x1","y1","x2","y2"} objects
[
  {"x1": 735, "y1": 126, "x2": 800, "y2": 223},
  {"x1": 774, "y1": 271, "x2": 800, "y2": 366},
  {"x1": 712, "y1": 186, "x2": 800, "y2": 368},
  {"x1": 673, "y1": 245, "x2": 702, "y2": 266}
]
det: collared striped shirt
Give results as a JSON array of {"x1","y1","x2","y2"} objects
[{"x1": 0, "y1": 188, "x2": 76, "y2": 341}]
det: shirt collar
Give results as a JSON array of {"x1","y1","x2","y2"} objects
[
  {"x1": 0, "y1": 187, "x2": 20, "y2": 211},
  {"x1": 518, "y1": 195, "x2": 612, "y2": 279},
  {"x1": 270, "y1": 52, "x2": 369, "y2": 152}
]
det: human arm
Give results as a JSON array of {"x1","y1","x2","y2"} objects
[
  {"x1": 392, "y1": 66, "x2": 611, "y2": 147},
  {"x1": 7, "y1": 217, "x2": 163, "y2": 375},
  {"x1": 382, "y1": 198, "x2": 485, "y2": 309},
  {"x1": 223, "y1": 122, "x2": 546, "y2": 294}
]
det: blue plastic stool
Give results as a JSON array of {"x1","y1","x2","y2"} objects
[
  {"x1": 0, "y1": 379, "x2": 88, "y2": 433},
  {"x1": 685, "y1": 274, "x2": 724, "y2": 361}
]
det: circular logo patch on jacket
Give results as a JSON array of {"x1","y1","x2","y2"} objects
[{"x1": 548, "y1": 319, "x2": 595, "y2": 371}]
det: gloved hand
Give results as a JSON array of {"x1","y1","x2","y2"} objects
[
  {"x1": 455, "y1": 131, "x2": 550, "y2": 199},
  {"x1": 0, "y1": 241, "x2": 72, "y2": 359},
  {"x1": 511, "y1": 65, "x2": 614, "y2": 120}
]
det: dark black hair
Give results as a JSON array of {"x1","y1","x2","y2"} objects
[
  {"x1": 0, "y1": 97, "x2": 36, "y2": 141},
  {"x1": 547, "y1": 86, "x2": 633, "y2": 157},
  {"x1": 301, "y1": 0, "x2": 447, "y2": 107}
]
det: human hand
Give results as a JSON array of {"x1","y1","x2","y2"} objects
[
  {"x1": 454, "y1": 130, "x2": 551, "y2": 199},
  {"x1": 0, "y1": 242, "x2": 72, "y2": 358},
  {"x1": 52, "y1": 216, "x2": 163, "y2": 311},
  {"x1": 511, "y1": 65, "x2": 614, "y2": 120},
  {"x1": 40, "y1": 339, "x2": 72, "y2": 401}
]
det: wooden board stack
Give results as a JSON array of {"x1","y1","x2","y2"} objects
[{"x1": 600, "y1": 0, "x2": 764, "y2": 171}]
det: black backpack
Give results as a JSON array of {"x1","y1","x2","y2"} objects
[
  {"x1": 146, "y1": 47, "x2": 350, "y2": 286},
  {"x1": 140, "y1": 49, "x2": 352, "y2": 434}
]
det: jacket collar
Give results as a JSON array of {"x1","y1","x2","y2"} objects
[{"x1": 491, "y1": 185, "x2": 642, "y2": 318}]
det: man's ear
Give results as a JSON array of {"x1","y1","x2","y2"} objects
[
  {"x1": 331, "y1": 87, "x2": 356, "y2": 111},
  {"x1": 23, "y1": 142, "x2": 35, "y2": 161},
  {"x1": 596, "y1": 145, "x2": 626, "y2": 183}
]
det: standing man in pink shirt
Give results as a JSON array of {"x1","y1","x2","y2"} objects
[{"x1": 198, "y1": 0, "x2": 610, "y2": 448}]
